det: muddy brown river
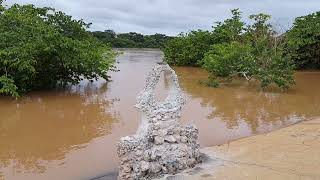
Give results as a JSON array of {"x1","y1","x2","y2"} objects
[{"x1": 0, "y1": 49, "x2": 320, "y2": 180}]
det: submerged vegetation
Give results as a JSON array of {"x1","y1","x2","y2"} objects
[
  {"x1": 164, "y1": 9, "x2": 320, "y2": 89},
  {"x1": 0, "y1": 2, "x2": 116, "y2": 97},
  {"x1": 202, "y1": 11, "x2": 295, "y2": 89},
  {"x1": 163, "y1": 30, "x2": 214, "y2": 66}
]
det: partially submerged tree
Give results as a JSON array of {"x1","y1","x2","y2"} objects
[
  {"x1": 286, "y1": 11, "x2": 320, "y2": 69},
  {"x1": 245, "y1": 14, "x2": 295, "y2": 88},
  {"x1": 163, "y1": 30, "x2": 214, "y2": 66},
  {"x1": 202, "y1": 11, "x2": 295, "y2": 89},
  {"x1": 0, "y1": 3, "x2": 116, "y2": 97}
]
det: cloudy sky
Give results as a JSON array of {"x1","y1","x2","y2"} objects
[{"x1": 6, "y1": 0, "x2": 320, "y2": 35}]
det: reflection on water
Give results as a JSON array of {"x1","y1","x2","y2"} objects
[
  {"x1": 176, "y1": 67, "x2": 320, "y2": 145},
  {"x1": 0, "y1": 49, "x2": 320, "y2": 180},
  {"x1": 0, "y1": 80, "x2": 119, "y2": 178}
]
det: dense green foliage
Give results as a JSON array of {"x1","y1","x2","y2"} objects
[
  {"x1": 164, "y1": 9, "x2": 296, "y2": 89},
  {"x1": 163, "y1": 30, "x2": 214, "y2": 66},
  {"x1": 203, "y1": 13, "x2": 295, "y2": 89},
  {"x1": 286, "y1": 11, "x2": 320, "y2": 69},
  {"x1": 0, "y1": 3, "x2": 116, "y2": 97},
  {"x1": 212, "y1": 9, "x2": 245, "y2": 44},
  {"x1": 92, "y1": 30, "x2": 173, "y2": 48},
  {"x1": 203, "y1": 42, "x2": 250, "y2": 78},
  {"x1": 163, "y1": 9, "x2": 243, "y2": 67}
]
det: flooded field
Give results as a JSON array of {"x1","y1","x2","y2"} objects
[{"x1": 0, "y1": 49, "x2": 319, "y2": 180}]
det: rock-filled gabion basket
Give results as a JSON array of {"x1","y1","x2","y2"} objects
[{"x1": 117, "y1": 63, "x2": 201, "y2": 180}]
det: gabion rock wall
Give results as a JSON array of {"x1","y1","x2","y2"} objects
[{"x1": 117, "y1": 64, "x2": 201, "y2": 180}]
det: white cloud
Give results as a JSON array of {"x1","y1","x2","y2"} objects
[{"x1": 6, "y1": 0, "x2": 320, "y2": 35}]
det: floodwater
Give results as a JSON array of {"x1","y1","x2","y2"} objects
[{"x1": 0, "y1": 49, "x2": 319, "y2": 180}]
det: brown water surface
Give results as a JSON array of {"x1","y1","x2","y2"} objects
[{"x1": 0, "y1": 49, "x2": 319, "y2": 180}]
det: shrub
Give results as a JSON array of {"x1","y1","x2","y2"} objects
[
  {"x1": 202, "y1": 42, "x2": 252, "y2": 78},
  {"x1": 163, "y1": 30, "x2": 214, "y2": 66},
  {"x1": 163, "y1": 9, "x2": 245, "y2": 67},
  {"x1": 202, "y1": 13, "x2": 295, "y2": 89}
]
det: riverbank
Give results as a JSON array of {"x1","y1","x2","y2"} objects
[{"x1": 159, "y1": 117, "x2": 320, "y2": 180}]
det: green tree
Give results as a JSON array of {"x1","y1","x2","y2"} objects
[
  {"x1": 286, "y1": 11, "x2": 320, "y2": 69},
  {"x1": 163, "y1": 30, "x2": 214, "y2": 66},
  {"x1": 202, "y1": 13, "x2": 295, "y2": 89},
  {"x1": 202, "y1": 42, "x2": 252, "y2": 78},
  {"x1": 246, "y1": 14, "x2": 295, "y2": 89},
  {"x1": 212, "y1": 9, "x2": 245, "y2": 43},
  {"x1": 91, "y1": 30, "x2": 116, "y2": 46},
  {"x1": 163, "y1": 9, "x2": 245, "y2": 67},
  {"x1": 0, "y1": 3, "x2": 116, "y2": 97}
]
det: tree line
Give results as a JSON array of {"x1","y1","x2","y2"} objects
[
  {"x1": 163, "y1": 9, "x2": 320, "y2": 89},
  {"x1": 1, "y1": 2, "x2": 319, "y2": 97},
  {"x1": 92, "y1": 30, "x2": 173, "y2": 48}
]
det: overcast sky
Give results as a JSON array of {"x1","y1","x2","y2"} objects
[{"x1": 6, "y1": 0, "x2": 320, "y2": 35}]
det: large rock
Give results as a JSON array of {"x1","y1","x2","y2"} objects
[{"x1": 117, "y1": 64, "x2": 201, "y2": 180}]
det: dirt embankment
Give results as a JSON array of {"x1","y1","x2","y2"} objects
[{"x1": 159, "y1": 117, "x2": 320, "y2": 180}]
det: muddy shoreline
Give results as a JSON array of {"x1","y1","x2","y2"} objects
[
  {"x1": 160, "y1": 117, "x2": 320, "y2": 180},
  {"x1": 93, "y1": 117, "x2": 320, "y2": 180}
]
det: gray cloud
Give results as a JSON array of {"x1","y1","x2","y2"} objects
[{"x1": 6, "y1": 0, "x2": 320, "y2": 35}]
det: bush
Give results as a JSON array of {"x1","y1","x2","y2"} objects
[
  {"x1": 202, "y1": 12, "x2": 295, "y2": 89},
  {"x1": 199, "y1": 77, "x2": 220, "y2": 88},
  {"x1": 163, "y1": 9, "x2": 245, "y2": 67},
  {"x1": 163, "y1": 30, "x2": 214, "y2": 66},
  {"x1": 286, "y1": 11, "x2": 320, "y2": 69},
  {"x1": 0, "y1": 3, "x2": 116, "y2": 97},
  {"x1": 202, "y1": 42, "x2": 252, "y2": 78}
]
